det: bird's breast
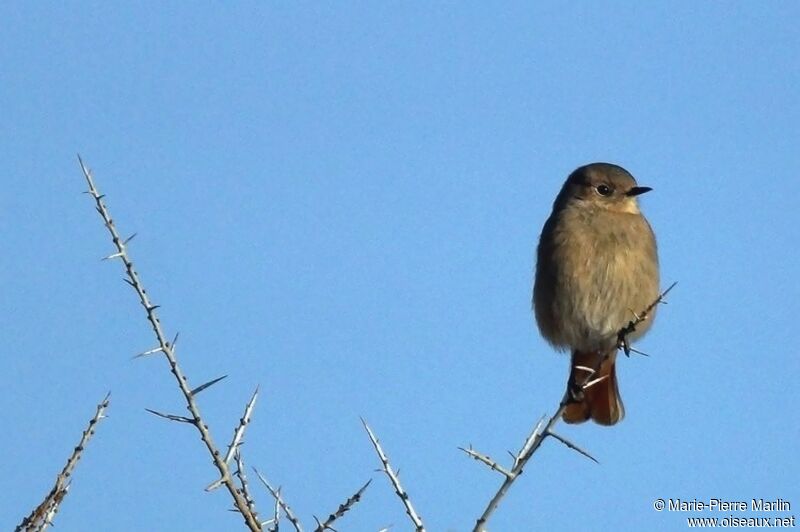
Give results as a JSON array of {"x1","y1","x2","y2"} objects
[{"x1": 544, "y1": 208, "x2": 659, "y2": 351}]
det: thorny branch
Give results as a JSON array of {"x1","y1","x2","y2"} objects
[
  {"x1": 207, "y1": 386, "x2": 260, "y2": 492},
  {"x1": 466, "y1": 283, "x2": 676, "y2": 532},
  {"x1": 266, "y1": 496, "x2": 281, "y2": 532},
  {"x1": 225, "y1": 387, "x2": 260, "y2": 466},
  {"x1": 269, "y1": 496, "x2": 282, "y2": 532},
  {"x1": 17, "y1": 394, "x2": 110, "y2": 532},
  {"x1": 234, "y1": 449, "x2": 260, "y2": 523},
  {"x1": 362, "y1": 418, "x2": 426, "y2": 532},
  {"x1": 77, "y1": 156, "x2": 261, "y2": 531},
  {"x1": 313, "y1": 479, "x2": 372, "y2": 532},
  {"x1": 618, "y1": 282, "x2": 677, "y2": 355},
  {"x1": 254, "y1": 468, "x2": 303, "y2": 532}
]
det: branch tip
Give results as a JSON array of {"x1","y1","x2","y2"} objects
[
  {"x1": 362, "y1": 418, "x2": 425, "y2": 531},
  {"x1": 78, "y1": 157, "x2": 259, "y2": 529}
]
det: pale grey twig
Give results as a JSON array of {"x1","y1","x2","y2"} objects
[
  {"x1": 459, "y1": 447, "x2": 514, "y2": 478},
  {"x1": 469, "y1": 284, "x2": 676, "y2": 531},
  {"x1": 617, "y1": 281, "x2": 677, "y2": 355},
  {"x1": 234, "y1": 449, "x2": 260, "y2": 522},
  {"x1": 267, "y1": 493, "x2": 281, "y2": 532},
  {"x1": 253, "y1": 468, "x2": 303, "y2": 532},
  {"x1": 16, "y1": 393, "x2": 110, "y2": 532},
  {"x1": 78, "y1": 156, "x2": 260, "y2": 531},
  {"x1": 206, "y1": 386, "x2": 259, "y2": 492},
  {"x1": 361, "y1": 418, "x2": 425, "y2": 532},
  {"x1": 313, "y1": 479, "x2": 372, "y2": 532},
  {"x1": 226, "y1": 387, "x2": 259, "y2": 465}
]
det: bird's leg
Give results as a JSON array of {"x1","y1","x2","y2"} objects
[
  {"x1": 619, "y1": 330, "x2": 632, "y2": 357},
  {"x1": 567, "y1": 363, "x2": 596, "y2": 402},
  {"x1": 567, "y1": 380, "x2": 585, "y2": 403}
]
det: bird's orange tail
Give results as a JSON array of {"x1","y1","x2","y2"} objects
[{"x1": 562, "y1": 350, "x2": 624, "y2": 426}]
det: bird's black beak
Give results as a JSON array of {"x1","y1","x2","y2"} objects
[{"x1": 626, "y1": 186, "x2": 652, "y2": 197}]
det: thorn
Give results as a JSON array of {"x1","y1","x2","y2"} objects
[
  {"x1": 546, "y1": 430, "x2": 599, "y2": 464},
  {"x1": 205, "y1": 477, "x2": 225, "y2": 492},
  {"x1": 460, "y1": 447, "x2": 514, "y2": 477},
  {"x1": 628, "y1": 347, "x2": 650, "y2": 357},
  {"x1": 573, "y1": 365, "x2": 595, "y2": 374},
  {"x1": 100, "y1": 251, "x2": 122, "y2": 260},
  {"x1": 661, "y1": 281, "x2": 678, "y2": 298},
  {"x1": 145, "y1": 408, "x2": 194, "y2": 424},
  {"x1": 582, "y1": 374, "x2": 609, "y2": 390},
  {"x1": 133, "y1": 346, "x2": 164, "y2": 359},
  {"x1": 190, "y1": 375, "x2": 228, "y2": 396},
  {"x1": 123, "y1": 233, "x2": 137, "y2": 245}
]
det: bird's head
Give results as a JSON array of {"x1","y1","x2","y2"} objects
[{"x1": 557, "y1": 162, "x2": 651, "y2": 215}]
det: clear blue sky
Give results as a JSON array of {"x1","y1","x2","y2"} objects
[{"x1": 2, "y1": 3, "x2": 798, "y2": 531}]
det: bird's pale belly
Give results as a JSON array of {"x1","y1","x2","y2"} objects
[{"x1": 553, "y1": 246, "x2": 658, "y2": 352}]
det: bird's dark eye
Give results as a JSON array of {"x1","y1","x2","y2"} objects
[{"x1": 596, "y1": 184, "x2": 613, "y2": 196}]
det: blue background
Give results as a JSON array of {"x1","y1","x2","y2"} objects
[{"x1": 2, "y1": 3, "x2": 798, "y2": 531}]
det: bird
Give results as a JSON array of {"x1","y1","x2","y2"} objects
[{"x1": 533, "y1": 163, "x2": 660, "y2": 425}]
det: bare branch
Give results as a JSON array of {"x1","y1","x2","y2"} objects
[
  {"x1": 77, "y1": 156, "x2": 260, "y2": 531},
  {"x1": 234, "y1": 449, "x2": 260, "y2": 523},
  {"x1": 225, "y1": 387, "x2": 259, "y2": 464},
  {"x1": 467, "y1": 284, "x2": 676, "y2": 531},
  {"x1": 361, "y1": 418, "x2": 425, "y2": 532},
  {"x1": 513, "y1": 414, "x2": 547, "y2": 471},
  {"x1": 470, "y1": 392, "x2": 587, "y2": 531},
  {"x1": 17, "y1": 393, "x2": 110, "y2": 532},
  {"x1": 253, "y1": 468, "x2": 303, "y2": 532},
  {"x1": 313, "y1": 479, "x2": 372, "y2": 532},
  {"x1": 207, "y1": 386, "x2": 260, "y2": 492},
  {"x1": 459, "y1": 447, "x2": 514, "y2": 479},
  {"x1": 267, "y1": 493, "x2": 281, "y2": 532},
  {"x1": 617, "y1": 281, "x2": 677, "y2": 355}
]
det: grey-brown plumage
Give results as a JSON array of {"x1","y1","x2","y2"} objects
[{"x1": 533, "y1": 163, "x2": 659, "y2": 425}]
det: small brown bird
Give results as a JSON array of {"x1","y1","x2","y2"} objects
[{"x1": 533, "y1": 163, "x2": 659, "y2": 425}]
